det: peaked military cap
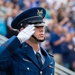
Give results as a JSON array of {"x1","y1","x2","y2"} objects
[{"x1": 11, "y1": 7, "x2": 46, "y2": 30}]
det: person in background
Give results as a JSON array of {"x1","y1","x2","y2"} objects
[
  {"x1": 6, "y1": 7, "x2": 20, "y2": 38},
  {"x1": 50, "y1": 25, "x2": 65, "y2": 65},
  {"x1": 0, "y1": 0, "x2": 7, "y2": 36},
  {"x1": 61, "y1": 33, "x2": 73, "y2": 68}
]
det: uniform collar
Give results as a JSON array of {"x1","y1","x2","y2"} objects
[
  {"x1": 33, "y1": 49, "x2": 41, "y2": 55},
  {"x1": 21, "y1": 42, "x2": 52, "y2": 70},
  {"x1": 21, "y1": 42, "x2": 41, "y2": 68}
]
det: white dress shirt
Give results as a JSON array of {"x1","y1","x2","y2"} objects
[{"x1": 33, "y1": 49, "x2": 45, "y2": 65}]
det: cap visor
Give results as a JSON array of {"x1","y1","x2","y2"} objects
[{"x1": 34, "y1": 23, "x2": 47, "y2": 26}]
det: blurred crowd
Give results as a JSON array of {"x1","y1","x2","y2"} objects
[{"x1": 0, "y1": 0, "x2": 75, "y2": 72}]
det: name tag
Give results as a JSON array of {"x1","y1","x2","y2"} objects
[{"x1": 22, "y1": 58, "x2": 32, "y2": 63}]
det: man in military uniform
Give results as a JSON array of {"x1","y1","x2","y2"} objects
[{"x1": 0, "y1": 7, "x2": 55, "y2": 75}]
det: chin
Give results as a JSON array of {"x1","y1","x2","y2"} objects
[
  {"x1": 39, "y1": 38, "x2": 44, "y2": 40},
  {"x1": 38, "y1": 38, "x2": 45, "y2": 42}
]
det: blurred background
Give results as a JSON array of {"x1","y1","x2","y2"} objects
[{"x1": 0, "y1": 0, "x2": 75, "y2": 74}]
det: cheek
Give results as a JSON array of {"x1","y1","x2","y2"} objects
[
  {"x1": 33, "y1": 31, "x2": 39, "y2": 36},
  {"x1": 34, "y1": 28, "x2": 39, "y2": 35},
  {"x1": 34, "y1": 28, "x2": 45, "y2": 35}
]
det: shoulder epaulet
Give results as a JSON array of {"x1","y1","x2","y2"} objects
[{"x1": 48, "y1": 53, "x2": 54, "y2": 57}]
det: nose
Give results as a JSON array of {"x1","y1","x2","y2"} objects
[
  {"x1": 39, "y1": 28, "x2": 45, "y2": 33},
  {"x1": 39, "y1": 27, "x2": 44, "y2": 32},
  {"x1": 39, "y1": 29, "x2": 44, "y2": 32}
]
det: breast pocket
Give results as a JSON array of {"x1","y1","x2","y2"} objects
[
  {"x1": 19, "y1": 60, "x2": 38, "y2": 75},
  {"x1": 45, "y1": 65, "x2": 54, "y2": 75}
]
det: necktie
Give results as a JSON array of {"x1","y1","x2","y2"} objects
[{"x1": 36, "y1": 52, "x2": 42, "y2": 67}]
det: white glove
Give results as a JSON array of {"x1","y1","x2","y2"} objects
[{"x1": 17, "y1": 24, "x2": 35, "y2": 43}]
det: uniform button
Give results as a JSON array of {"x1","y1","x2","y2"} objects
[
  {"x1": 27, "y1": 67, "x2": 30, "y2": 70},
  {"x1": 40, "y1": 71, "x2": 42, "y2": 75}
]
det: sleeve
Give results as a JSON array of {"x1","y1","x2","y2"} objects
[
  {"x1": 53, "y1": 58, "x2": 55, "y2": 75},
  {"x1": 50, "y1": 57, "x2": 55, "y2": 75},
  {"x1": 0, "y1": 36, "x2": 21, "y2": 70},
  {"x1": 49, "y1": 54, "x2": 55, "y2": 75},
  {"x1": 50, "y1": 34, "x2": 58, "y2": 44}
]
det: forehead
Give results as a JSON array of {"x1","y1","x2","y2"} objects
[{"x1": 35, "y1": 26, "x2": 45, "y2": 30}]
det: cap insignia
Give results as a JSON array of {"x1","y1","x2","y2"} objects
[{"x1": 37, "y1": 9, "x2": 43, "y2": 17}]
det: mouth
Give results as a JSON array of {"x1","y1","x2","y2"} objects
[
  {"x1": 40, "y1": 34, "x2": 44, "y2": 35},
  {"x1": 39, "y1": 34, "x2": 44, "y2": 37}
]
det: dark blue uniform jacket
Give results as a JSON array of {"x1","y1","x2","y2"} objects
[{"x1": 0, "y1": 36, "x2": 55, "y2": 75}]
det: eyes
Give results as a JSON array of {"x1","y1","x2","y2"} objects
[
  {"x1": 23, "y1": 24, "x2": 45, "y2": 29},
  {"x1": 35, "y1": 26, "x2": 44, "y2": 28}
]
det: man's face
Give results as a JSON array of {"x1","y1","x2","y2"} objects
[{"x1": 33, "y1": 26, "x2": 45, "y2": 41}]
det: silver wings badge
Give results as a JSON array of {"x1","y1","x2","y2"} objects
[{"x1": 37, "y1": 9, "x2": 43, "y2": 17}]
